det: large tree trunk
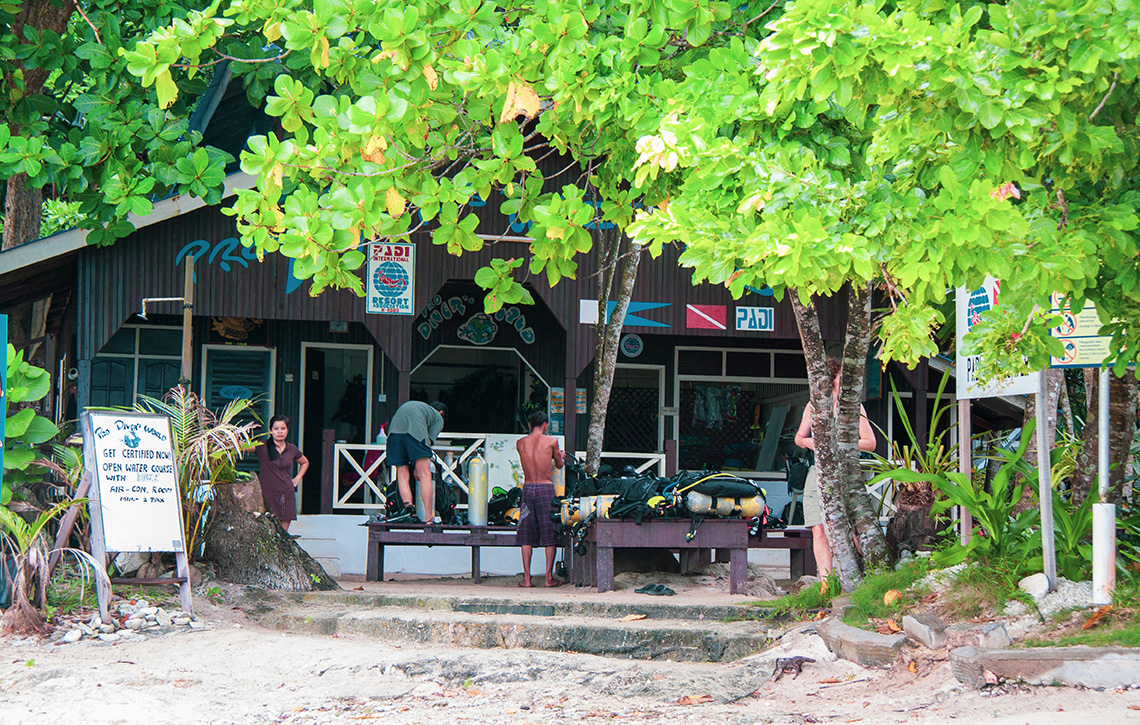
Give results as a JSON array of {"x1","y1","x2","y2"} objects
[
  {"x1": 836, "y1": 284, "x2": 890, "y2": 570},
  {"x1": 1071, "y1": 369, "x2": 1138, "y2": 506},
  {"x1": 793, "y1": 286, "x2": 870, "y2": 592},
  {"x1": 202, "y1": 476, "x2": 338, "y2": 590},
  {"x1": 2, "y1": 0, "x2": 77, "y2": 250},
  {"x1": 584, "y1": 231, "x2": 642, "y2": 477}
]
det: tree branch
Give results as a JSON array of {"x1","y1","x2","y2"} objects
[{"x1": 1088, "y1": 72, "x2": 1119, "y2": 121}]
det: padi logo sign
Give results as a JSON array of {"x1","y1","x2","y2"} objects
[{"x1": 735, "y1": 307, "x2": 774, "y2": 332}]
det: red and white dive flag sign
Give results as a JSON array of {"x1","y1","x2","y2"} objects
[{"x1": 686, "y1": 304, "x2": 726, "y2": 329}]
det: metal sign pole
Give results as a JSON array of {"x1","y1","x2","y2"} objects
[
  {"x1": 958, "y1": 398, "x2": 973, "y2": 545},
  {"x1": 1092, "y1": 367, "x2": 1116, "y2": 605},
  {"x1": 1036, "y1": 370, "x2": 1057, "y2": 591}
]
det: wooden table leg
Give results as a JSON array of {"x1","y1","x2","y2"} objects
[
  {"x1": 789, "y1": 547, "x2": 804, "y2": 580},
  {"x1": 366, "y1": 538, "x2": 379, "y2": 582},
  {"x1": 596, "y1": 546, "x2": 614, "y2": 593},
  {"x1": 472, "y1": 546, "x2": 481, "y2": 583},
  {"x1": 729, "y1": 548, "x2": 747, "y2": 595}
]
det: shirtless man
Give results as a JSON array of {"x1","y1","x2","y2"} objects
[
  {"x1": 515, "y1": 411, "x2": 565, "y2": 587},
  {"x1": 794, "y1": 359, "x2": 877, "y2": 587}
]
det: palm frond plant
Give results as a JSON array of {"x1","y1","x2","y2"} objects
[
  {"x1": 0, "y1": 500, "x2": 109, "y2": 635},
  {"x1": 866, "y1": 372, "x2": 957, "y2": 516},
  {"x1": 135, "y1": 387, "x2": 260, "y2": 559}
]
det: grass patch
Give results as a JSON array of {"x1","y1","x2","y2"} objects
[
  {"x1": 1023, "y1": 584, "x2": 1140, "y2": 648},
  {"x1": 744, "y1": 573, "x2": 840, "y2": 620},
  {"x1": 937, "y1": 559, "x2": 1029, "y2": 621},
  {"x1": 845, "y1": 560, "x2": 933, "y2": 620}
]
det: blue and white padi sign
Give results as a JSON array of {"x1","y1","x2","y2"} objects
[
  {"x1": 367, "y1": 243, "x2": 415, "y2": 315},
  {"x1": 735, "y1": 307, "x2": 774, "y2": 332}
]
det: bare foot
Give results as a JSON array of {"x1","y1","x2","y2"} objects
[
  {"x1": 518, "y1": 579, "x2": 532, "y2": 587},
  {"x1": 545, "y1": 579, "x2": 564, "y2": 588}
]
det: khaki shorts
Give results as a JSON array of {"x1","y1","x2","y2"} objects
[{"x1": 801, "y1": 466, "x2": 822, "y2": 527}]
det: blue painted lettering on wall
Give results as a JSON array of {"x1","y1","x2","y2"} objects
[
  {"x1": 219, "y1": 385, "x2": 254, "y2": 400},
  {"x1": 176, "y1": 238, "x2": 305, "y2": 294},
  {"x1": 416, "y1": 294, "x2": 535, "y2": 344}
]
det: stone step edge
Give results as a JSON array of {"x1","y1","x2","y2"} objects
[
  {"x1": 286, "y1": 590, "x2": 770, "y2": 623},
  {"x1": 949, "y1": 645, "x2": 1140, "y2": 690},
  {"x1": 256, "y1": 608, "x2": 773, "y2": 663}
]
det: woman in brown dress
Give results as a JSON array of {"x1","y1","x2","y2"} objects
[{"x1": 255, "y1": 415, "x2": 309, "y2": 532}]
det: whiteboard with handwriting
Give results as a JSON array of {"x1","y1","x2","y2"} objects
[{"x1": 83, "y1": 411, "x2": 186, "y2": 553}]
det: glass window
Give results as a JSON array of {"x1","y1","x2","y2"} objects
[
  {"x1": 100, "y1": 328, "x2": 136, "y2": 354},
  {"x1": 90, "y1": 359, "x2": 131, "y2": 408},
  {"x1": 726, "y1": 351, "x2": 769, "y2": 378},
  {"x1": 678, "y1": 349, "x2": 722, "y2": 376},
  {"x1": 139, "y1": 328, "x2": 183, "y2": 356}
]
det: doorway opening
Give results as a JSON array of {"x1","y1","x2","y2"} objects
[
  {"x1": 299, "y1": 343, "x2": 373, "y2": 514},
  {"x1": 409, "y1": 345, "x2": 547, "y2": 434}
]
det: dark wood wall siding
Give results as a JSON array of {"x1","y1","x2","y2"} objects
[{"x1": 78, "y1": 199, "x2": 850, "y2": 384}]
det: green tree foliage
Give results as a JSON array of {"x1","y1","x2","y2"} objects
[
  {"x1": 119, "y1": 0, "x2": 722, "y2": 295},
  {"x1": 3, "y1": 344, "x2": 59, "y2": 503},
  {"x1": 0, "y1": 0, "x2": 233, "y2": 248},
  {"x1": 629, "y1": 0, "x2": 1140, "y2": 374}
]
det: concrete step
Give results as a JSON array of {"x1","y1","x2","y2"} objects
[
  {"x1": 282, "y1": 588, "x2": 766, "y2": 623},
  {"x1": 254, "y1": 602, "x2": 773, "y2": 663}
]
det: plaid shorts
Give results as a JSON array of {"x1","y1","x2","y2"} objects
[{"x1": 516, "y1": 483, "x2": 558, "y2": 547}]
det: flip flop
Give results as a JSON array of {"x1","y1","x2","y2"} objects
[
  {"x1": 646, "y1": 584, "x2": 675, "y2": 596},
  {"x1": 634, "y1": 584, "x2": 654, "y2": 594},
  {"x1": 545, "y1": 580, "x2": 565, "y2": 588}
]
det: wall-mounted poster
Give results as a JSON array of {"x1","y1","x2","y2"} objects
[{"x1": 367, "y1": 243, "x2": 415, "y2": 315}]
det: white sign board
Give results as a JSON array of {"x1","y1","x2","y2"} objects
[
  {"x1": 366, "y1": 242, "x2": 415, "y2": 315},
  {"x1": 1048, "y1": 292, "x2": 1113, "y2": 368},
  {"x1": 483, "y1": 433, "x2": 565, "y2": 490},
  {"x1": 82, "y1": 411, "x2": 185, "y2": 553},
  {"x1": 956, "y1": 278, "x2": 1036, "y2": 399},
  {"x1": 735, "y1": 306, "x2": 774, "y2": 332}
]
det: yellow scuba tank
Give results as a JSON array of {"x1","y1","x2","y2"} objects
[
  {"x1": 685, "y1": 491, "x2": 765, "y2": 518},
  {"x1": 466, "y1": 451, "x2": 489, "y2": 526},
  {"x1": 559, "y1": 495, "x2": 618, "y2": 524},
  {"x1": 552, "y1": 463, "x2": 566, "y2": 498},
  {"x1": 504, "y1": 507, "x2": 520, "y2": 524}
]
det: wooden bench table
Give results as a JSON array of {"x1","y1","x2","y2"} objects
[
  {"x1": 365, "y1": 522, "x2": 523, "y2": 583},
  {"x1": 580, "y1": 518, "x2": 752, "y2": 595},
  {"x1": 749, "y1": 528, "x2": 817, "y2": 579}
]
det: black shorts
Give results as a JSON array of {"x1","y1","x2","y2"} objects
[{"x1": 386, "y1": 432, "x2": 433, "y2": 467}]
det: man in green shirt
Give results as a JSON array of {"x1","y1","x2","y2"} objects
[{"x1": 387, "y1": 400, "x2": 447, "y2": 523}]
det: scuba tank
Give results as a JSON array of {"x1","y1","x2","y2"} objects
[
  {"x1": 466, "y1": 450, "x2": 489, "y2": 526},
  {"x1": 559, "y1": 495, "x2": 617, "y2": 525},
  {"x1": 552, "y1": 463, "x2": 566, "y2": 498},
  {"x1": 685, "y1": 491, "x2": 765, "y2": 518}
]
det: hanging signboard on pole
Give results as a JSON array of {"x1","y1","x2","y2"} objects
[
  {"x1": 81, "y1": 410, "x2": 192, "y2": 622},
  {"x1": 366, "y1": 243, "x2": 415, "y2": 315},
  {"x1": 955, "y1": 278, "x2": 1036, "y2": 399},
  {"x1": 1047, "y1": 293, "x2": 1117, "y2": 605}
]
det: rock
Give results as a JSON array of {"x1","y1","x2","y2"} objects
[
  {"x1": 138, "y1": 606, "x2": 158, "y2": 617},
  {"x1": 156, "y1": 608, "x2": 172, "y2": 626},
  {"x1": 980, "y1": 622, "x2": 1012, "y2": 649},
  {"x1": 173, "y1": 616, "x2": 192, "y2": 626},
  {"x1": 135, "y1": 599, "x2": 150, "y2": 610},
  {"x1": 97, "y1": 633, "x2": 119, "y2": 643},
  {"x1": 950, "y1": 645, "x2": 1140, "y2": 689},
  {"x1": 112, "y1": 552, "x2": 150, "y2": 577},
  {"x1": 63, "y1": 629, "x2": 83, "y2": 643},
  {"x1": 118, "y1": 631, "x2": 147, "y2": 642},
  {"x1": 98, "y1": 623, "x2": 116, "y2": 634},
  {"x1": 125, "y1": 619, "x2": 146, "y2": 631},
  {"x1": 188, "y1": 621, "x2": 206, "y2": 629},
  {"x1": 902, "y1": 611, "x2": 948, "y2": 650},
  {"x1": 830, "y1": 595, "x2": 856, "y2": 619},
  {"x1": 49, "y1": 630, "x2": 67, "y2": 642},
  {"x1": 78, "y1": 623, "x2": 94, "y2": 637},
  {"x1": 790, "y1": 575, "x2": 821, "y2": 594},
  {"x1": 1019, "y1": 573, "x2": 1050, "y2": 599},
  {"x1": 815, "y1": 618, "x2": 909, "y2": 667}
]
